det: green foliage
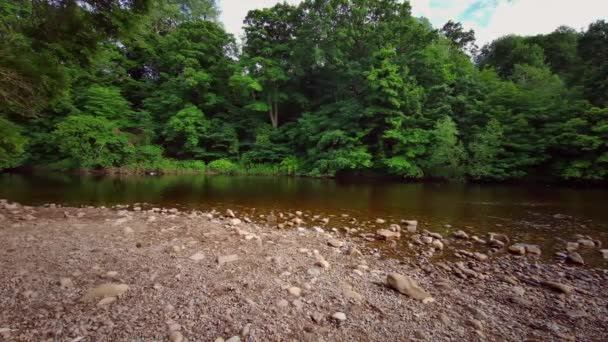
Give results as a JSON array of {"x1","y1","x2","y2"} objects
[
  {"x1": 425, "y1": 117, "x2": 466, "y2": 180},
  {"x1": 207, "y1": 159, "x2": 237, "y2": 174},
  {"x1": 2, "y1": 0, "x2": 608, "y2": 183},
  {"x1": 467, "y1": 119, "x2": 505, "y2": 180},
  {"x1": 0, "y1": 118, "x2": 28, "y2": 170},
  {"x1": 53, "y1": 115, "x2": 134, "y2": 168}
]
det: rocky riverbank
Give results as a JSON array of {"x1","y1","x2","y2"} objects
[{"x1": 1, "y1": 200, "x2": 607, "y2": 341}]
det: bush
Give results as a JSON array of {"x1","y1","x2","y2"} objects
[
  {"x1": 0, "y1": 117, "x2": 28, "y2": 170},
  {"x1": 279, "y1": 156, "x2": 299, "y2": 175},
  {"x1": 53, "y1": 115, "x2": 135, "y2": 168},
  {"x1": 207, "y1": 159, "x2": 237, "y2": 174}
]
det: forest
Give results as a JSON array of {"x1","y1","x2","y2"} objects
[{"x1": 0, "y1": 0, "x2": 607, "y2": 182}]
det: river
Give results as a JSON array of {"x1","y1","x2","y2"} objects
[{"x1": 1, "y1": 172, "x2": 607, "y2": 266}]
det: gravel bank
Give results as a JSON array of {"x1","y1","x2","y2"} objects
[{"x1": 0, "y1": 201, "x2": 607, "y2": 341}]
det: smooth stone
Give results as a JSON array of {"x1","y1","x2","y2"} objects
[
  {"x1": 453, "y1": 230, "x2": 470, "y2": 239},
  {"x1": 376, "y1": 229, "x2": 400, "y2": 240},
  {"x1": 600, "y1": 249, "x2": 608, "y2": 260},
  {"x1": 375, "y1": 218, "x2": 386, "y2": 224},
  {"x1": 96, "y1": 296, "x2": 117, "y2": 306},
  {"x1": 288, "y1": 287, "x2": 302, "y2": 297},
  {"x1": 225, "y1": 209, "x2": 235, "y2": 218},
  {"x1": 387, "y1": 273, "x2": 433, "y2": 302},
  {"x1": 567, "y1": 252, "x2": 584, "y2": 265},
  {"x1": 189, "y1": 252, "x2": 205, "y2": 261},
  {"x1": 474, "y1": 252, "x2": 488, "y2": 261},
  {"x1": 82, "y1": 283, "x2": 129, "y2": 301},
  {"x1": 229, "y1": 218, "x2": 241, "y2": 226},
  {"x1": 542, "y1": 281, "x2": 574, "y2": 295},
  {"x1": 277, "y1": 299, "x2": 289, "y2": 307},
  {"x1": 508, "y1": 245, "x2": 526, "y2": 255},
  {"x1": 525, "y1": 245, "x2": 542, "y2": 255},
  {"x1": 217, "y1": 254, "x2": 239, "y2": 265},
  {"x1": 331, "y1": 312, "x2": 347, "y2": 321},
  {"x1": 59, "y1": 277, "x2": 74, "y2": 288},
  {"x1": 467, "y1": 318, "x2": 484, "y2": 330},
  {"x1": 226, "y1": 336, "x2": 240, "y2": 342},
  {"x1": 327, "y1": 239, "x2": 345, "y2": 248},
  {"x1": 169, "y1": 331, "x2": 183, "y2": 342},
  {"x1": 566, "y1": 242, "x2": 579, "y2": 252},
  {"x1": 432, "y1": 239, "x2": 444, "y2": 250}
]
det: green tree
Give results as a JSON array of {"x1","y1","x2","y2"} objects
[
  {"x1": 53, "y1": 115, "x2": 134, "y2": 168},
  {"x1": 0, "y1": 117, "x2": 28, "y2": 170},
  {"x1": 425, "y1": 116, "x2": 466, "y2": 180}
]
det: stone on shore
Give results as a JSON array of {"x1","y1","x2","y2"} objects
[
  {"x1": 376, "y1": 229, "x2": 400, "y2": 240},
  {"x1": 453, "y1": 230, "x2": 469, "y2": 239},
  {"x1": 82, "y1": 283, "x2": 129, "y2": 301},
  {"x1": 217, "y1": 254, "x2": 239, "y2": 265},
  {"x1": 225, "y1": 209, "x2": 235, "y2": 218},
  {"x1": 189, "y1": 252, "x2": 205, "y2": 261},
  {"x1": 542, "y1": 281, "x2": 574, "y2": 295},
  {"x1": 387, "y1": 273, "x2": 433, "y2": 302},
  {"x1": 508, "y1": 244, "x2": 526, "y2": 255},
  {"x1": 327, "y1": 239, "x2": 345, "y2": 248},
  {"x1": 567, "y1": 252, "x2": 584, "y2": 265},
  {"x1": 331, "y1": 312, "x2": 347, "y2": 321}
]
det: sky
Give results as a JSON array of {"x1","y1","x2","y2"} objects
[{"x1": 219, "y1": 0, "x2": 608, "y2": 45}]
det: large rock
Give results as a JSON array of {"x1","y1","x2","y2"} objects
[
  {"x1": 376, "y1": 229, "x2": 400, "y2": 240},
  {"x1": 387, "y1": 273, "x2": 433, "y2": 302},
  {"x1": 82, "y1": 283, "x2": 129, "y2": 301},
  {"x1": 577, "y1": 239, "x2": 595, "y2": 248},
  {"x1": 508, "y1": 244, "x2": 526, "y2": 255},
  {"x1": 567, "y1": 252, "x2": 584, "y2": 265},
  {"x1": 488, "y1": 233, "x2": 510, "y2": 246},
  {"x1": 453, "y1": 230, "x2": 470, "y2": 239}
]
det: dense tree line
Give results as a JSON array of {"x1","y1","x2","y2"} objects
[{"x1": 1, "y1": 0, "x2": 607, "y2": 181}]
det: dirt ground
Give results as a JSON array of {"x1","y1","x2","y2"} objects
[{"x1": 0, "y1": 200, "x2": 607, "y2": 341}]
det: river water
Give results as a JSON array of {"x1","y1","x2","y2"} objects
[{"x1": 1, "y1": 173, "x2": 607, "y2": 265}]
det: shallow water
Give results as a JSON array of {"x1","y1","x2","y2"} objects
[{"x1": 1, "y1": 173, "x2": 607, "y2": 265}]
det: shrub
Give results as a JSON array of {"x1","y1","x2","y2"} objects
[
  {"x1": 0, "y1": 117, "x2": 28, "y2": 170},
  {"x1": 207, "y1": 159, "x2": 237, "y2": 174}
]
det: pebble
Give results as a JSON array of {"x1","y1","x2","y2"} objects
[
  {"x1": 327, "y1": 239, "x2": 345, "y2": 248},
  {"x1": 567, "y1": 252, "x2": 584, "y2": 265},
  {"x1": 226, "y1": 336, "x2": 240, "y2": 342},
  {"x1": 59, "y1": 277, "x2": 73, "y2": 288},
  {"x1": 431, "y1": 239, "x2": 444, "y2": 250},
  {"x1": 82, "y1": 283, "x2": 129, "y2": 301},
  {"x1": 217, "y1": 254, "x2": 239, "y2": 265},
  {"x1": 542, "y1": 281, "x2": 574, "y2": 295},
  {"x1": 277, "y1": 299, "x2": 289, "y2": 307},
  {"x1": 168, "y1": 331, "x2": 183, "y2": 342},
  {"x1": 387, "y1": 273, "x2": 433, "y2": 302},
  {"x1": 189, "y1": 252, "x2": 205, "y2": 261},
  {"x1": 508, "y1": 245, "x2": 526, "y2": 255},
  {"x1": 331, "y1": 312, "x2": 347, "y2": 321},
  {"x1": 96, "y1": 296, "x2": 117, "y2": 306},
  {"x1": 474, "y1": 252, "x2": 488, "y2": 261},
  {"x1": 467, "y1": 318, "x2": 484, "y2": 330},
  {"x1": 225, "y1": 209, "x2": 235, "y2": 218},
  {"x1": 453, "y1": 230, "x2": 469, "y2": 239},
  {"x1": 288, "y1": 287, "x2": 302, "y2": 297}
]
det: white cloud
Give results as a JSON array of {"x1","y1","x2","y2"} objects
[
  {"x1": 219, "y1": 0, "x2": 302, "y2": 41},
  {"x1": 469, "y1": 0, "x2": 608, "y2": 45},
  {"x1": 219, "y1": 0, "x2": 608, "y2": 45}
]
